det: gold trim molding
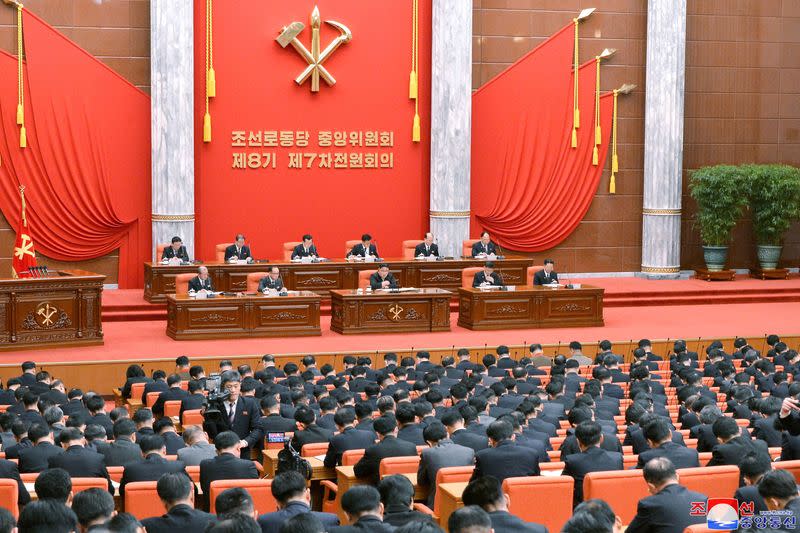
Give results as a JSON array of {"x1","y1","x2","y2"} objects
[
  {"x1": 429, "y1": 210, "x2": 470, "y2": 218},
  {"x1": 641, "y1": 265, "x2": 680, "y2": 273},
  {"x1": 642, "y1": 208, "x2": 682, "y2": 216},
  {"x1": 151, "y1": 214, "x2": 195, "y2": 221}
]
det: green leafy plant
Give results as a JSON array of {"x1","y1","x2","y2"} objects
[
  {"x1": 689, "y1": 165, "x2": 748, "y2": 246},
  {"x1": 744, "y1": 164, "x2": 800, "y2": 245}
]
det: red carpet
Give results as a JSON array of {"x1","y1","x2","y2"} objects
[{"x1": 4, "y1": 299, "x2": 798, "y2": 364}]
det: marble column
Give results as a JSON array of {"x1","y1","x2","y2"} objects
[
  {"x1": 150, "y1": 0, "x2": 195, "y2": 260},
  {"x1": 639, "y1": 0, "x2": 687, "y2": 279},
  {"x1": 429, "y1": 0, "x2": 472, "y2": 258}
]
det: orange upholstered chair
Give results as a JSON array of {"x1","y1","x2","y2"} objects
[
  {"x1": 72, "y1": 478, "x2": 111, "y2": 494},
  {"x1": 124, "y1": 481, "x2": 162, "y2": 519},
  {"x1": 774, "y1": 460, "x2": 800, "y2": 482},
  {"x1": 174, "y1": 273, "x2": 196, "y2": 296},
  {"x1": 462, "y1": 239, "x2": 479, "y2": 258},
  {"x1": 283, "y1": 242, "x2": 302, "y2": 260},
  {"x1": 164, "y1": 400, "x2": 182, "y2": 418},
  {"x1": 20, "y1": 472, "x2": 38, "y2": 483},
  {"x1": 677, "y1": 465, "x2": 739, "y2": 498},
  {"x1": 358, "y1": 270, "x2": 372, "y2": 289},
  {"x1": 461, "y1": 267, "x2": 482, "y2": 288},
  {"x1": 526, "y1": 266, "x2": 537, "y2": 286},
  {"x1": 342, "y1": 449, "x2": 366, "y2": 466},
  {"x1": 156, "y1": 243, "x2": 168, "y2": 261},
  {"x1": 402, "y1": 240, "x2": 423, "y2": 259},
  {"x1": 186, "y1": 466, "x2": 200, "y2": 483},
  {"x1": 0, "y1": 479, "x2": 18, "y2": 519},
  {"x1": 215, "y1": 243, "x2": 233, "y2": 262},
  {"x1": 209, "y1": 479, "x2": 276, "y2": 514},
  {"x1": 145, "y1": 392, "x2": 161, "y2": 408},
  {"x1": 301, "y1": 442, "x2": 329, "y2": 457},
  {"x1": 379, "y1": 456, "x2": 420, "y2": 477},
  {"x1": 182, "y1": 409, "x2": 204, "y2": 426},
  {"x1": 503, "y1": 476, "x2": 574, "y2": 533},
  {"x1": 246, "y1": 272, "x2": 268, "y2": 292},
  {"x1": 107, "y1": 466, "x2": 124, "y2": 483},
  {"x1": 583, "y1": 469, "x2": 648, "y2": 524},
  {"x1": 414, "y1": 466, "x2": 474, "y2": 519},
  {"x1": 540, "y1": 461, "x2": 565, "y2": 474},
  {"x1": 345, "y1": 239, "x2": 361, "y2": 257}
]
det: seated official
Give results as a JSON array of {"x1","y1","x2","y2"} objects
[
  {"x1": 162, "y1": 236, "x2": 190, "y2": 262},
  {"x1": 188, "y1": 266, "x2": 213, "y2": 293},
  {"x1": 370, "y1": 264, "x2": 398, "y2": 290},
  {"x1": 258, "y1": 267, "x2": 286, "y2": 293},
  {"x1": 224, "y1": 234, "x2": 253, "y2": 262},
  {"x1": 462, "y1": 476, "x2": 547, "y2": 533},
  {"x1": 532, "y1": 258, "x2": 559, "y2": 285},
  {"x1": 414, "y1": 232, "x2": 439, "y2": 258},
  {"x1": 292, "y1": 234, "x2": 319, "y2": 259},
  {"x1": 347, "y1": 233, "x2": 379, "y2": 259},
  {"x1": 472, "y1": 262, "x2": 504, "y2": 288},
  {"x1": 471, "y1": 230, "x2": 497, "y2": 257}
]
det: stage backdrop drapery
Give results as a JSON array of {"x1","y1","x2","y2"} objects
[
  {"x1": 193, "y1": 0, "x2": 431, "y2": 260},
  {"x1": 0, "y1": 11, "x2": 150, "y2": 288},
  {"x1": 471, "y1": 24, "x2": 613, "y2": 252}
]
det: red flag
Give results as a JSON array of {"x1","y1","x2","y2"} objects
[{"x1": 12, "y1": 186, "x2": 36, "y2": 278}]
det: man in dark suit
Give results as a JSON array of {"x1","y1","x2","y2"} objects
[
  {"x1": 626, "y1": 457, "x2": 707, "y2": 533},
  {"x1": 369, "y1": 264, "x2": 399, "y2": 290},
  {"x1": 707, "y1": 416, "x2": 769, "y2": 467},
  {"x1": 753, "y1": 396, "x2": 783, "y2": 447},
  {"x1": 48, "y1": 427, "x2": 113, "y2": 493},
  {"x1": 151, "y1": 374, "x2": 190, "y2": 418},
  {"x1": 179, "y1": 380, "x2": 207, "y2": 416},
  {"x1": 17, "y1": 361, "x2": 37, "y2": 388},
  {"x1": 0, "y1": 457, "x2": 30, "y2": 506},
  {"x1": 442, "y1": 411, "x2": 489, "y2": 453},
  {"x1": 347, "y1": 234, "x2": 379, "y2": 259},
  {"x1": 414, "y1": 233, "x2": 439, "y2": 258},
  {"x1": 188, "y1": 266, "x2": 214, "y2": 292},
  {"x1": 395, "y1": 403, "x2": 425, "y2": 446},
  {"x1": 258, "y1": 471, "x2": 340, "y2": 532},
  {"x1": 155, "y1": 417, "x2": 186, "y2": 455},
  {"x1": 472, "y1": 261, "x2": 504, "y2": 288},
  {"x1": 224, "y1": 233, "x2": 252, "y2": 262},
  {"x1": 199, "y1": 431, "x2": 258, "y2": 498},
  {"x1": 471, "y1": 231, "x2": 497, "y2": 257},
  {"x1": 354, "y1": 416, "x2": 417, "y2": 485},
  {"x1": 18, "y1": 423, "x2": 63, "y2": 473},
  {"x1": 462, "y1": 475, "x2": 547, "y2": 533},
  {"x1": 563, "y1": 421, "x2": 624, "y2": 506},
  {"x1": 329, "y1": 485, "x2": 394, "y2": 533},
  {"x1": 161, "y1": 236, "x2": 190, "y2": 262},
  {"x1": 202, "y1": 372, "x2": 259, "y2": 458},
  {"x1": 101, "y1": 418, "x2": 143, "y2": 467},
  {"x1": 558, "y1": 408, "x2": 622, "y2": 459},
  {"x1": 378, "y1": 474, "x2": 434, "y2": 528},
  {"x1": 85, "y1": 395, "x2": 114, "y2": 439},
  {"x1": 751, "y1": 470, "x2": 800, "y2": 526},
  {"x1": 735, "y1": 452, "x2": 771, "y2": 516},
  {"x1": 324, "y1": 408, "x2": 376, "y2": 468},
  {"x1": 141, "y1": 371, "x2": 169, "y2": 404},
  {"x1": 292, "y1": 234, "x2": 319, "y2": 259},
  {"x1": 19, "y1": 391, "x2": 45, "y2": 427},
  {"x1": 417, "y1": 422, "x2": 475, "y2": 508},
  {"x1": 532, "y1": 259, "x2": 559, "y2": 286},
  {"x1": 636, "y1": 418, "x2": 699, "y2": 469},
  {"x1": 119, "y1": 435, "x2": 187, "y2": 497},
  {"x1": 258, "y1": 266, "x2": 286, "y2": 292},
  {"x1": 471, "y1": 420, "x2": 541, "y2": 484},
  {"x1": 141, "y1": 472, "x2": 215, "y2": 533},
  {"x1": 291, "y1": 406, "x2": 334, "y2": 453},
  {"x1": 243, "y1": 395, "x2": 296, "y2": 451}
]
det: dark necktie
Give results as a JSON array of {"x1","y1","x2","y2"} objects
[{"x1": 228, "y1": 402, "x2": 236, "y2": 424}]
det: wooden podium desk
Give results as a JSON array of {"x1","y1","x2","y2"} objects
[
  {"x1": 330, "y1": 288, "x2": 452, "y2": 334},
  {"x1": 144, "y1": 257, "x2": 534, "y2": 303},
  {"x1": 166, "y1": 291, "x2": 321, "y2": 340},
  {"x1": 457, "y1": 285, "x2": 604, "y2": 330},
  {"x1": 0, "y1": 270, "x2": 104, "y2": 351}
]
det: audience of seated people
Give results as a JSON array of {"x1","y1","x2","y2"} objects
[{"x1": 0, "y1": 336, "x2": 797, "y2": 531}]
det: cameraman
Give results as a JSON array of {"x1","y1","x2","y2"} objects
[{"x1": 202, "y1": 371, "x2": 259, "y2": 459}]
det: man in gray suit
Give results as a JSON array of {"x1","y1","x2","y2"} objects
[
  {"x1": 417, "y1": 421, "x2": 475, "y2": 508},
  {"x1": 101, "y1": 419, "x2": 142, "y2": 467},
  {"x1": 176, "y1": 426, "x2": 216, "y2": 466}
]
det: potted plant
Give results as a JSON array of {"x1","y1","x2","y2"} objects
[
  {"x1": 688, "y1": 165, "x2": 748, "y2": 271},
  {"x1": 745, "y1": 164, "x2": 800, "y2": 269}
]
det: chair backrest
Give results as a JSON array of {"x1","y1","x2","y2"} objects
[
  {"x1": 623, "y1": 454, "x2": 638, "y2": 470},
  {"x1": 583, "y1": 469, "x2": 648, "y2": 524},
  {"x1": 174, "y1": 273, "x2": 196, "y2": 296},
  {"x1": 0, "y1": 479, "x2": 18, "y2": 519},
  {"x1": 774, "y1": 459, "x2": 800, "y2": 483},
  {"x1": 301, "y1": 442, "x2": 329, "y2": 457},
  {"x1": 342, "y1": 449, "x2": 366, "y2": 466},
  {"x1": 72, "y1": 477, "x2": 111, "y2": 494},
  {"x1": 379, "y1": 456, "x2": 420, "y2": 477},
  {"x1": 209, "y1": 479, "x2": 276, "y2": 514},
  {"x1": 540, "y1": 461, "x2": 565, "y2": 474},
  {"x1": 283, "y1": 242, "x2": 302, "y2": 261},
  {"x1": 698, "y1": 452, "x2": 712, "y2": 466},
  {"x1": 107, "y1": 466, "x2": 124, "y2": 483},
  {"x1": 461, "y1": 267, "x2": 482, "y2": 288},
  {"x1": 432, "y1": 466, "x2": 474, "y2": 516},
  {"x1": 358, "y1": 270, "x2": 372, "y2": 289},
  {"x1": 246, "y1": 272, "x2": 269, "y2": 292},
  {"x1": 145, "y1": 392, "x2": 161, "y2": 408},
  {"x1": 462, "y1": 239, "x2": 479, "y2": 258},
  {"x1": 526, "y1": 266, "x2": 537, "y2": 286},
  {"x1": 20, "y1": 472, "x2": 38, "y2": 483},
  {"x1": 345, "y1": 240, "x2": 361, "y2": 257},
  {"x1": 182, "y1": 409, "x2": 204, "y2": 426},
  {"x1": 503, "y1": 476, "x2": 574, "y2": 533},
  {"x1": 124, "y1": 481, "x2": 162, "y2": 520},
  {"x1": 402, "y1": 240, "x2": 423, "y2": 259},
  {"x1": 129, "y1": 382, "x2": 147, "y2": 403},
  {"x1": 677, "y1": 465, "x2": 739, "y2": 498},
  {"x1": 163, "y1": 400, "x2": 182, "y2": 418},
  {"x1": 186, "y1": 465, "x2": 200, "y2": 483},
  {"x1": 156, "y1": 243, "x2": 168, "y2": 261},
  {"x1": 215, "y1": 243, "x2": 233, "y2": 262}
]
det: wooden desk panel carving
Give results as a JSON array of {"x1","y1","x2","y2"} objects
[{"x1": 330, "y1": 288, "x2": 451, "y2": 334}]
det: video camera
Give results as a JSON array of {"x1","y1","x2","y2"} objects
[{"x1": 201, "y1": 373, "x2": 231, "y2": 417}]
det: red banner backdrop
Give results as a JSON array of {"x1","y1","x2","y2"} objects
[
  {"x1": 193, "y1": 0, "x2": 431, "y2": 260},
  {"x1": 0, "y1": 11, "x2": 150, "y2": 288},
  {"x1": 471, "y1": 24, "x2": 613, "y2": 252}
]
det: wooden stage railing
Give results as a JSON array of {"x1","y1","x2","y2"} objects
[{"x1": 0, "y1": 335, "x2": 796, "y2": 396}]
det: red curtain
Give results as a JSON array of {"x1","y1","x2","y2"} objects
[
  {"x1": 0, "y1": 11, "x2": 150, "y2": 288},
  {"x1": 471, "y1": 24, "x2": 613, "y2": 252}
]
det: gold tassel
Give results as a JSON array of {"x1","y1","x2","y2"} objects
[
  {"x1": 609, "y1": 89, "x2": 619, "y2": 194},
  {"x1": 203, "y1": 112, "x2": 211, "y2": 143},
  {"x1": 609, "y1": 174, "x2": 616, "y2": 194},
  {"x1": 571, "y1": 17, "x2": 580, "y2": 147},
  {"x1": 573, "y1": 109, "x2": 580, "y2": 129},
  {"x1": 207, "y1": 67, "x2": 216, "y2": 98},
  {"x1": 412, "y1": 113, "x2": 420, "y2": 142},
  {"x1": 409, "y1": 71, "x2": 418, "y2": 100},
  {"x1": 19, "y1": 125, "x2": 26, "y2": 148},
  {"x1": 571, "y1": 128, "x2": 577, "y2": 148},
  {"x1": 595, "y1": 126, "x2": 601, "y2": 146},
  {"x1": 612, "y1": 153, "x2": 619, "y2": 173},
  {"x1": 207, "y1": 0, "x2": 215, "y2": 98},
  {"x1": 592, "y1": 145, "x2": 598, "y2": 166},
  {"x1": 16, "y1": 104, "x2": 23, "y2": 126}
]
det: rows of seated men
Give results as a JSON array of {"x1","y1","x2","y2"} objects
[{"x1": 0, "y1": 333, "x2": 799, "y2": 532}]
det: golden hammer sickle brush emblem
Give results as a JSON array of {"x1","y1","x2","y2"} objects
[
  {"x1": 37, "y1": 304, "x2": 57, "y2": 326},
  {"x1": 276, "y1": 6, "x2": 352, "y2": 92},
  {"x1": 389, "y1": 304, "x2": 403, "y2": 321}
]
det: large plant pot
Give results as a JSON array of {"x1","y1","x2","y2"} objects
[
  {"x1": 756, "y1": 245, "x2": 782, "y2": 270},
  {"x1": 702, "y1": 245, "x2": 728, "y2": 272}
]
